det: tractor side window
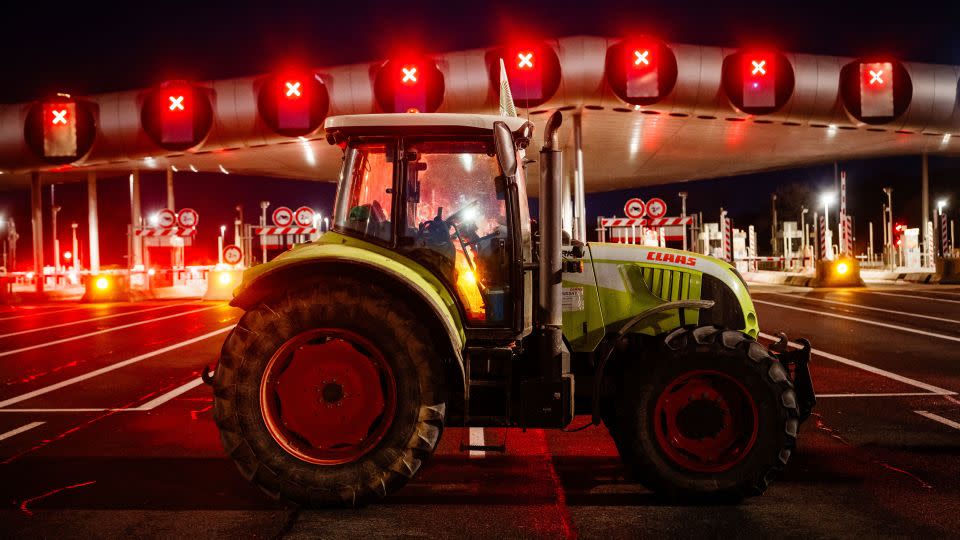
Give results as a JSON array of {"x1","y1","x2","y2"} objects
[
  {"x1": 399, "y1": 139, "x2": 512, "y2": 325},
  {"x1": 333, "y1": 143, "x2": 394, "y2": 243}
]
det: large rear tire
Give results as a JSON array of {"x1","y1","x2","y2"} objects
[
  {"x1": 212, "y1": 277, "x2": 446, "y2": 507},
  {"x1": 612, "y1": 326, "x2": 799, "y2": 501}
]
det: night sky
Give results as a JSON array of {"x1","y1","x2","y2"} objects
[{"x1": 1, "y1": 0, "x2": 959, "y2": 268}]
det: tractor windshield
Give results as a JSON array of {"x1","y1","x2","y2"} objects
[
  {"x1": 333, "y1": 141, "x2": 396, "y2": 243},
  {"x1": 398, "y1": 138, "x2": 512, "y2": 325}
]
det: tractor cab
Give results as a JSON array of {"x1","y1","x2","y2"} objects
[{"x1": 326, "y1": 114, "x2": 535, "y2": 336}]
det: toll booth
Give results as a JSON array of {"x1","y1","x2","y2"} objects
[
  {"x1": 698, "y1": 223, "x2": 724, "y2": 259},
  {"x1": 780, "y1": 221, "x2": 804, "y2": 269},
  {"x1": 134, "y1": 227, "x2": 193, "y2": 269},
  {"x1": 732, "y1": 228, "x2": 750, "y2": 273},
  {"x1": 899, "y1": 227, "x2": 921, "y2": 269}
]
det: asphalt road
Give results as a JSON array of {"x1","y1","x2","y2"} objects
[{"x1": 0, "y1": 284, "x2": 958, "y2": 538}]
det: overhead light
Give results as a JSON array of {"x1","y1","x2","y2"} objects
[
  {"x1": 219, "y1": 164, "x2": 229, "y2": 174},
  {"x1": 170, "y1": 165, "x2": 178, "y2": 172},
  {"x1": 189, "y1": 165, "x2": 198, "y2": 172}
]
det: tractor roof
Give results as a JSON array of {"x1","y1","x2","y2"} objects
[{"x1": 324, "y1": 113, "x2": 533, "y2": 138}]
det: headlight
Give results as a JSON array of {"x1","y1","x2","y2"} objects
[{"x1": 95, "y1": 276, "x2": 110, "y2": 290}]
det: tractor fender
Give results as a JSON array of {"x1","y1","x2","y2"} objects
[{"x1": 231, "y1": 244, "x2": 466, "y2": 390}]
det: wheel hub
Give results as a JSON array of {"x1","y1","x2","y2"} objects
[
  {"x1": 653, "y1": 370, "x2": 759, "y2": 473},
  {"x1": 260, "y1": 329, "x2": 396, "y2": 465}
]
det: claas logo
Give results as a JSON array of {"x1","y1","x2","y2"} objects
[{"x1": 647, "y1": 250, "x2": 697, "y2": 267}]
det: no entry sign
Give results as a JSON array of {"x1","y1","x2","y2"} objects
[
  {"x1": 272, "y1": 206, "x2": 294, "y2": 227},
  {"x1": 646, "y1": 198, "x2": 667, "y2": 219},
  {"x1": 294, "y1": 206, "x2": 315, "y2": 227},
  {"x1": 222, "y1": 245, "x2": 243, "y2": 265},
  {"x1": 157, "y1": 208, "x2": 176, "y2": 228},
  {"x1": 176, "y1": 208, "x2": 199, "y2": 228},
  {"x1": 624, "y1": 198, "x2": 646, "y2": 219}
]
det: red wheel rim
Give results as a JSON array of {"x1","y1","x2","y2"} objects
[
  {"x1": 653, "y1": 369, "x2": 759, "y2": 473},
  {"x1": 260, "y1": 328, "x2": 397, "y2": 465}
]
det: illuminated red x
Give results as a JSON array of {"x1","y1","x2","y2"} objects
[
  {"x1": 869, "y1": 69, "x2": 884, "y2": 85},
  {"x1": 401, "y1": 66, "x2": 418, "y2": 83},
  {"x1": 517, "y1": 52, "x2": 534, "y2": 69},
  {"x1": 634, "y1": 50, "x2": 650, "y2": 66},
  {"x1": 751, "y1": 60, "x2": 767, "y2": 76},
  {"x1": 51, "y1": 109, "x2": 68, "y2": 125},
  {"x1": 168, "y1": 95, "x2": 185, "y2": 111},
  {"x1": 285, "y1": 81, "x2": 302, "y2": 97}
]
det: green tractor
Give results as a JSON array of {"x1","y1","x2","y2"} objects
[{"x1": 208, "y1": 111, "x2": 815, "y2": 506}]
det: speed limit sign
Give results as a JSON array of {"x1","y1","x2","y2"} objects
[
  {"x1": 294, "y1": 206, "x2": 315, "y2": 227},
  {"x1": 222, "y1": 245, "x2": 243, "y2": 266},
  {"x1": 157, "y1": 208, "x2": 177, "y2": 228},
  {"x1": 646, "y1": 198, "x2": 668, "y2": 219},
  {"x1": 624, "y1": 198, "x2": 646, "y2": 219},
  {"x1": 177, "y1": 208, "x2": 199, "y2": 228},
  {"x1": 272, "y1": 206, "x2": 293, "y2": 227}
]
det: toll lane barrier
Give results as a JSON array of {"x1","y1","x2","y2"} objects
[
  {"x1": 813, "y1": 257, "x2": 864, "y2": 287},
  {"x1": 935, "y1": 256, "x2": 960, "y2": 284},
  {"x1": 82, "y1": 272, "x2": 133, "y2": 302},
  {"x1": 204, "y1": 268, "x2": 244, "y2": 301}
]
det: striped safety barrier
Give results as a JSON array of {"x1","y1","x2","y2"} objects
[
  {"x1": 254, "y1": 227, "x2": 318, "y2": 235},
  {"x1": 818, "y1": 215, "x2": 826, "y2": 260},
  {"x1": 599, "y1": 217, "x2": 693, "y2": 227},
  {"x1": 720, "y1": 216, "x2": 733, "y2": 262},
  {"x1": 135, "y1": 227, "x2": 196, "y2": 237},
  {"x1": 941, "y1": 214, "x2": 950, "y2": 254}
]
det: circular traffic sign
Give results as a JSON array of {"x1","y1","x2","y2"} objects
[
  {"x1": 223, "y1": 245, "x2": 243, "y2": 265},
  {"x1": 624, "y1": 198, "x2": 646, "y2": 219},
  {"x1": 272, "y1": 206, "x2": 294, "y2": 227},
  {"x1": 177, "y1": 208, "x2": 199, "y2": 228},
  {"x1": 157, "y1": 209, "x2": 177, "y2": 228},
  {"x1": 646, "y1": 197, "x2": 668, "y2": 219},
  {"x1": 294, "y1": 206, "x2": 315, "y2": 227}
]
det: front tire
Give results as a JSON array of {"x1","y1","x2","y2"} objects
[
  {"x1": 613, "y1": 326, "x2": 800, "y2": 501},
  {"x1": 212, "y1": 277, "x2": 446, "y2": 507}
]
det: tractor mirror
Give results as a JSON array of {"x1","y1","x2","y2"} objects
[{"x1": 493, "y1": 121, "x2": 517, "y2": 179}]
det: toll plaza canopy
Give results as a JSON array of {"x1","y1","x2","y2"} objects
[{"x1": 1, "y1": 35, "x2": 959, "y2": 192}]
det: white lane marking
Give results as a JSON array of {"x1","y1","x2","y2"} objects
[
  {"x1": 469, "y1": 427, "x2": 485, "y2": 458},
  {"x1": 0, "y1": 307, "x2": 90, "y2": 321},
  {"x1": 914, "y1": 410, "x2": 960, "y2": 431},
  {"x1": 866, "y1": 291, "x2": 960, "y2": 304},
  {"x1": 0, "y1": 302, "x2": 197, "y2": 339},
  {"x1": 758, "y1": 331, "x2": 956, "y2": 396},
  {"x1": 818, "y1": 392, "x2": 948, "y2": 398},
  {"x1": 0, "y1": 408, "x2": 113, "y2": 413},
  {"x1": 0, "y1": 305, "x2": 221, "y2": 358},
  {"x1": 0, "y1": 326, "x2": 234, "y2": 409},
  {"x1": 767, "y1": 292, "x2": 960, "y2": 325},
  {"x1": 133, "y1": 378, "x2": 204, "y2": 411},
  {"x1": 0, "y1": 421, "x2": 45, "y2": 441},
  {"x1": 755, "y1": 300, "x2": 960, "y2": 344}
]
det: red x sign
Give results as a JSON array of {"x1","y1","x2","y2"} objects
[
  {"x1": 168, "y1": 95, "x2": 185, "y2": 111},
  {"x1": 869, "y1": 69, "x2": 884, "y2": 85},
  {"x1": 751, "y1": 60, "x2": 767, "y2": 76},
  {"x1": 401, "y1": 66, "x2": 418, "y2": 84},
  {"x1": 517, "y1": 52, "x2": 534, "y2": 69},
  {"x1": 51, "y1": 109, "x2": 68, "y2": 125},
  {"x1": 634, "y1": 50, "x2": 650, "y2": 66},
  {"x1": 285, "y1": 81, "x2": 302, "y2": 97}
]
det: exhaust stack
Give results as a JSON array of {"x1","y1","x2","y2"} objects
[{"x1": 539, "y1": 111, "x2": 564, "y2": 378}]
